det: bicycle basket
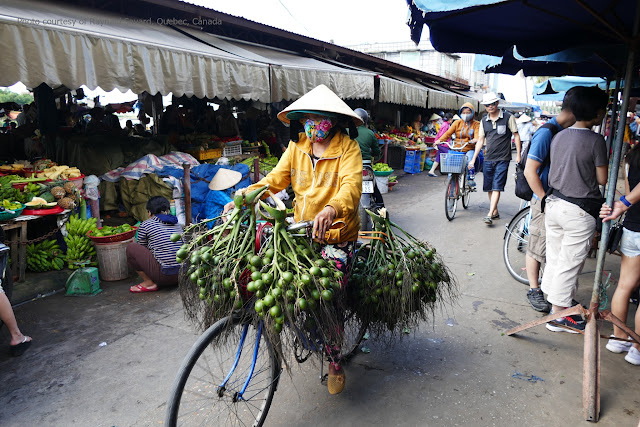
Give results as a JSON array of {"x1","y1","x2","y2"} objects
[{"x1": 439, "y1": 152, "x2": 466, "y2": 174}]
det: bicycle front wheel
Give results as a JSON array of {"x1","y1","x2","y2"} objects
[
  {"x1": 445, "y1": 175, "x2": 458, "y2": 221},
  {"x1": 503, "y1": 207, "x2": 532, "y2": 285},
  {"x1": 339, "y1": 309, "x2": 368, "y2": 362},
  {"x1": 461, "y1": 173, "x2": 471, "y2": 209},
  {"x1": 166, "y1": 313, "x2": 282, "y2": 427}
]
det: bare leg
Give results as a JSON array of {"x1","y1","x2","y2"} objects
[
  {"x1": 428, "y1": 162, "x2": 439, "y2": 175},
  {"x1": 611, "y1": 254, "x2": 640, "y2": 339},
  {"x1": 489, "y1": 191, "x2": 501, "y2": 217},
  {"x1": 131, "y1": 271, "x2": 158, "y2": 291},
  {"x1": 525, "y1": 255, "x2": 541, "y2": 289},
  {"x1": 0, "y1": 292, "x2": 31, "y2": 346}
]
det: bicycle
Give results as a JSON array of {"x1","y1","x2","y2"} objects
[
  {"x1": 165, "y1": 220, "x2": 368, "y2": 427},
  {"x1": 439, "y1": 141, "x2": 474, "y2": 221},
  {"x1": 503, "y1": 201, "x2": 544, "y2": 285}
]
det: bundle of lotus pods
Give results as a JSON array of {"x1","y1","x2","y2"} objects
[{"x1": 348, "y1": 208, "x2": 458, "y2": 336}]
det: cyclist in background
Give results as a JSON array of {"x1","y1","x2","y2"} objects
[
  {"x1": 428, "y1": 102, "x2": 480, "y2": 188},
  {"x1": 354, "y1": 108, "x2": 383, "y2": 207}
]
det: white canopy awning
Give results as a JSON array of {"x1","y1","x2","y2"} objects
[
  {"x1": 182, "y1": 29, "x2": 375, "y2": 102},
  {"x1": 425, "y1": 85, "x2": 459, "y2": 110},
  {"x1": 378, "y1": 76, "x2": 429, "y2": 107},
  {"x1": 0, "y1": 0, "x2": 271, "y2": 102}
]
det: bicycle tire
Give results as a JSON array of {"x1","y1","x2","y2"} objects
[
  {"x1": 461, "y1": 173, "x2": 471, "y2": 209},
  {"x1": 339, "y1": 310, "x2": 368, "y2": 362},
  {"x1": 165, "y1": 313, "x2": 282, "y2": 427},
  {"x1": 503, "y1": 206, "x2": 533, "y2": 285},
  {"x1": 445, "y1": 175, "x2": 458, "y2": 221}
]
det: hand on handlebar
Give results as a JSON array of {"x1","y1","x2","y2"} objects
[{"x1": 312, "y1": 206, "x2": 336, "y2": 243}]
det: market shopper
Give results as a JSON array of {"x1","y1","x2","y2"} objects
[
  {"x1": 516, "y1": 114, "x2": 534, "y2": 150},
  {"x1": 127, "y1": 196, "x2": 184, "y2": 293},
  {"x1": 428, "y1": 103, "x2": 480, "y2": 186},
  {"x1": 434, "y1": 112, "x2": 453, "y2": 141},
  {"x1": 224, "y1": 84, "x2": 363, "y2": 395},
  {"x1": 354, "y1": 108, "x2": 383, "y2": 207},
  {"x1": 599, "y1": 146, "x2": 640, "y2": 365},
  {"x1": 469, "y1": 93, "x2": 521, "y2": 225},
  {"x1": 425, "y1": 113, "x2": 441, "y2": 137},
  {"x1": 522, "y1": 89, "x2": 577, "y2": 312},
  {"x1": 541, "y1": 86, "x2": 608, "y2": 333},
  {"x1": 0, "y1": 237, "x2": 31, "y2": 357}
]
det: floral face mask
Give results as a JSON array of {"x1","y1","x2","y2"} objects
[{"x1": 304, "y1": 118, "x2": 333, "y2": 143}]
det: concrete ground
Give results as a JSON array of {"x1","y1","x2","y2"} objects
[{"x1": 1, "y1": 164, "x2": 639, "y2": 426}]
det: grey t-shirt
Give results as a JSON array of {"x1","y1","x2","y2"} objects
[{"x1": 548, "y1": 128, "x2": 608, "y2": 199}]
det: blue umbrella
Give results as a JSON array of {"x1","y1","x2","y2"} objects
[{"x1": 407, "y1": 0, "x2": 636, "y2": 59}]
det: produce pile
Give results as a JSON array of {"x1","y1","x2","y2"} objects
[
  {"x1": 36, "y1": 165, "x2": 82, "y2": 180},
  {"x1": 239, "y1": 155, "x2": 279, "y2": 175},
  {"x1": 176, "y1": 185, "x2": 347, "y2": 355},
  {"x1": 373, "y1": 163, "x2": 393, "y2": 173},
  {"x1": 90, "y1": 224, "x2": 134, "y2": 237},
  {"x1": 26, "y1": 240, "x2": 65, "y2": 272},
  {"x1": 348, "y1": 208, "x2": 458, "y2": 336},
  {"x1": 64, "y1": 215, "x2": 98, "y2": 269}
]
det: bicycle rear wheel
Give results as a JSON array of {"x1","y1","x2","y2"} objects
[
  {"x1": 503, "y1": 207, "x2": 534, "y2": 285},
  {"x1": 166, "y1": 312, "x2": 282, "y2": 427},
  {"x1": 445, "y1": 175, "x2": 458, "y2": 221}
]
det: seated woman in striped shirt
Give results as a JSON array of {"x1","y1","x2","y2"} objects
[{"x1": 127, "y1": 196, "x2": 183, "y2": 293}]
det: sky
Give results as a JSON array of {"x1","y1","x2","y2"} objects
[{"x1": 5, "y1": 0, "x2": 531, "y2": 104}]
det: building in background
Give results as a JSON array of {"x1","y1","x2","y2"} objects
[{"x1": 347, "y1": 40, "x2": 490, "y2": 92}]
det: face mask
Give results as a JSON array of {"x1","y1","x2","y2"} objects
[
  {"x1": 461, "y1": 113, "x2": 473, "y2": 122},
  {"x1": 304, "y1": 118, "x2": 333, "y2": 143}
]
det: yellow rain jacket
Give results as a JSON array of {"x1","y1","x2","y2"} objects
[{"x1": 246, "y1": 131, "x2": 363, "y2": 244}]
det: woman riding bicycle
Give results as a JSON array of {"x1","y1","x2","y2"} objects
[
  {"x1": 428, "y1": 102, "x2": 480, "y2": 187},
  {"x1": 224, "y1": 84, "x2": 363, "y2": 394}
]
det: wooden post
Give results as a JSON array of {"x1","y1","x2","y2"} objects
[
  {"x1": 253, "y1": 157, "x2": 260, "y2": 183},
  {"x1": 183, "y1": 163, "x2": 192, "y2": 226}
]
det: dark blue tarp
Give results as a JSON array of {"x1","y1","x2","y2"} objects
[{"x1": 155, "y1": 163, "x2": 251, "y2": 222}]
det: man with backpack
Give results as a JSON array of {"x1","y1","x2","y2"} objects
[{"x1": 522, "y1": 89, "x2": 577, "y2": 312}]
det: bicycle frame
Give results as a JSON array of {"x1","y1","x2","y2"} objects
[{"x1": 219, "y1": 320, "x2": 264, "y2": 402}]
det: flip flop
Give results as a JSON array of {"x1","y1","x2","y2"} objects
[
  {"x1": 9, "y1": 336, "x2": 32, "y2": 357},
  {"x1": 130, "y1": 284, "x2": 158, "y2": 293},
  {"x1": 427, "y1": 172, "x2": 438, "y2": 177}
]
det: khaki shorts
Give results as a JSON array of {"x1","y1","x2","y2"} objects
[{"x1": 526, "y1": 197, "x2": 546, "y2": 263}]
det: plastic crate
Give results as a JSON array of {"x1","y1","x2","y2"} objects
[
  {"x1": 404, "y1": 150, "x2": 421, "y2": 174},
  {"x1": 440, "y1": 152, "x2": 466, "y2": 174},
  {"x1": 188, "y1": 149, "x2": 222, "y2": 161},
  {"x1": 223, "y1": 145, "x2": 243, "y2": 157}
]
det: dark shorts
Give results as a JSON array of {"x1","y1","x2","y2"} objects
[
  {"x1": 483, "y1": 160, "x2": 510, "y2": 192},
  {"x1": 127, "y1": 242, "x2": 179, "y2": 287}
]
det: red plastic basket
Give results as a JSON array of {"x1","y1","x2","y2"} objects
[{"x1": 87, "y1": 226, "x2": 137, "y2": 243}]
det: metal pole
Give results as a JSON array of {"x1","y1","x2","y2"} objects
[
  {"x1": 183, "y1": 163, "x2": 192, "y2": 226},
  {"x1": 586, "y1": 6, "x2": 640, "y2": 421},
  {"x1": 605, "y1": 77, "x2": 622, "y2": 156},
  {"x1": 600, "y1": 79, "x2": 610, "y2": 135}
]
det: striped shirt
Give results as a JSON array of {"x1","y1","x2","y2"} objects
[{"x1": 136, "y1": 216, "x2": 183, "y2": 269}]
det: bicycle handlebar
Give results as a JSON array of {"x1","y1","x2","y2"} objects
[{"x1": 439, "y1": 140, "x2": 473, "y2": 150}]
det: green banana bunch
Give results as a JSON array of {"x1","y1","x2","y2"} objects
[
  {"x1": 26, "y1": 239, "x2": 66, "y2": 272},
  {"x1": 64, "y1": 234, "x2": 97, "y2": 269},
  {"x1": 66, "y1": 214, "x2": 98, "y2": 237}
]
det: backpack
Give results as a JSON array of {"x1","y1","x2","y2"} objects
[{"x1": 514, "y1": 123, "x2": 560, "y2": 201}]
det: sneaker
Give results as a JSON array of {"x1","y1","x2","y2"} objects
[
  {"x1": 625, "y1": 346, "x2": 640, "y2": 365},
  {"x1": 527, "y1": 288, "x2": 551, "y2": 312},
  {"x1": 468, "y1": 179, "x2": 476, "y2": 188},
  {"x1": 606, "y1": 335, "x2": 633, "y2": 353},
  {"x1": 327, "y1": 363, "x2": 345, "y2": 394},
  {"x1": 483, "y1": 216, "x2": 493, "y2": 225},
  {"x1": 546, "y1": 315, "x2": 585, "y2": 333}
]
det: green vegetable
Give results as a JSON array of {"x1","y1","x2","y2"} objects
[{"x1": 373, "y1": 163, "x2": 393, "y2": 172}]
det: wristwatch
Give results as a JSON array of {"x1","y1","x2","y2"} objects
[{"x1": 620, "y1": 195, "x2": 632, "y2": 208}]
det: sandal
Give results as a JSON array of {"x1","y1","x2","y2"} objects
[
  {"x1": 9, "y1": 335, "x2": 32, "y2": 357},
  {"x1": 327, "y1": 362, "x2": 346, "y2": 395},
  {"x1": 491, "y1": 213, "x2": 500, "y2": 220},
  {"x1": 483, "y1": 216, "x2": 493, "y2": 225},
  {"x1": 130, "y1": 284, "x2": 158, "y2": 293}
]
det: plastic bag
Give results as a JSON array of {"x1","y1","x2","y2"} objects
[{"x1": 84, "y1": 175, "x2": 100, "y2": 201}]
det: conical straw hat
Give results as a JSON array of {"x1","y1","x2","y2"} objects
[
  {"x1": 278, "y1": 85, "x2": 364, "y2": 126},
  {"x1": 209, "y1": 168, "x2": 243, "y2": 191},
  {"x1": 517, "y1": 114, "x2": 531, "y2": 123},
  {"x1": 429, "y1": 113, "x2": 441, "y2": 121}
]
